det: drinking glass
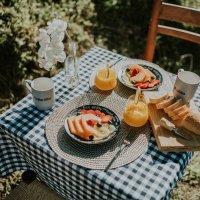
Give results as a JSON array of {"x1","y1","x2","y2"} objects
[{"x1": 123, "y1": 94, "x2": 148, "y2": 127}]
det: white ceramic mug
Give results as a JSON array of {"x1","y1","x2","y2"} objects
[
  {"x1": 25, "y1": 77, "x2": 55, "y2": 110},
  {"x1": 173, "y1": 69, "x2": 200, "y2": 102}
]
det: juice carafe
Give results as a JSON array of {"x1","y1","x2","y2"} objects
[
  {"x1": 95, "y1": 66, "x2": 117, "y2": 90},
  {"x1": 124, "y1": 91, "x2": 148, "y2": 127}
]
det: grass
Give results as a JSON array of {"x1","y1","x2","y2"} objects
[{"x1": 171, "y1": 152, "x2": 200, "y2": 200}]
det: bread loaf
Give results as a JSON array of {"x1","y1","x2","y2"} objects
[{"x1": 181, "y1": 111, "x2": 200, "y2": 136}]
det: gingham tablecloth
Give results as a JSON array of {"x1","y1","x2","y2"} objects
[{"x1": 1, "y1": 47, "x2": 200, "y2": 200}]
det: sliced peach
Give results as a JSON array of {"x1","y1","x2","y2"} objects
[
  {"x1": 67, "y1": 116, "x2": 77, "y2": 134},
  {"x1": 130, "y1": 71, "x2": 145, "y2": 83},
  {"x1": 73, "y1": 115, "x2": 84, "y2": 135}
]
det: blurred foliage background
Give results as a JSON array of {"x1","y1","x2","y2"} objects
[{"x1": 0, "y1": 0, "x2": 200, "y2": 110}]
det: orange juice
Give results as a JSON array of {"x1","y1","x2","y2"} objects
[
  {"x1": 124, "y1": 95, "x2": 148, "y2": 127},
  {"x1": 95, "y1": 68, "x2": 117, "y2": 90}
]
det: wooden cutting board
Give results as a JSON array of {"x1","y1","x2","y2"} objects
[{"x1": 148, "y1": 103, "x2": 200, "y2": 152}]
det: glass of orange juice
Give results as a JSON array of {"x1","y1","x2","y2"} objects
[
  {"x1": 95, "y1": 65, "x2": 117, "y2": 90},
  {"x1": 123, "y1": 89, "x2": 148, "y2": 127}
]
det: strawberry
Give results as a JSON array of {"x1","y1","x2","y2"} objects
[
  {"x1": 101, "y1": 115, "x2": 112, "y2": 123},
  {"x1": 95, "y1": 110, "x2": 105, "y2": 118},
  {"x1": 134, "y1": 82, "x2": 143, "y2": 88},
  {"x1": 131, "y1": 68, "x2": 139, "y2": 76},
  {"x1": 139, "y1": 82, "x2": 150, "y2": 89},
  {"x1": 151, "y1": 79, "x2": 160, "y2": 86},
  {"x1": 87, "y1": 119, "x2": 99, "y2": 127},
  {"x1": 80, "y1": 110, "x2": 87, "y2": 114}
]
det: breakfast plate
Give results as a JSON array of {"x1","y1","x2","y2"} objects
[
  {"x1": 118, "y1": 64, "x2": 163, "y2": 91},
  {"x1": 64, "y1": 105, "x2": 121, "y2": 144}
]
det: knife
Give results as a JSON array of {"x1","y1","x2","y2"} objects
[{"x1": 159, "y1": 117, "x2": 191, "y2": 140}]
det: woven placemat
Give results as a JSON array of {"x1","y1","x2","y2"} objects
[{"x1": 46, "y1": 93, "x2": 150, "y2": 170}]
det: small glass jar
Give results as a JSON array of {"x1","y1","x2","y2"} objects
[
  {"x1": 123, "y1": 94, "x2": 148, "y2": 127},
  {"x1": 64, "y1": 42, "x2": 79, "y2": 88}
]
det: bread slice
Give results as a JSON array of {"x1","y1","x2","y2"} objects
[
  {"x1": 168, "y1": 105, "x2": 188, "y2": 118},
  {"x1": 149, "y1": 93, "x2": 170, "y2": 104},
  {"x1": 164, "y1": 99, "x2": 183, "y2": 113},
  {"x1": 177, "y1": 109, "x2": 189, "y2": 118},
  {"x1": 171, "y1": 115, "x2": 181, "y2": 121},
  {"x1": 155, "y1": 96, "x2": 175, "y2": 109}
]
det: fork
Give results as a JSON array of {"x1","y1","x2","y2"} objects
[{"x1": 104, "y1": 128, "x2": 132, "y2": 172}]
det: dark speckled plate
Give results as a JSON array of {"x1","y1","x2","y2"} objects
[{"x1": 64, "y1": 105, "x2": 121, "y2": 144}]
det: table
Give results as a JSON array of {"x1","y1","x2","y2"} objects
[{"x1": 0, "y1": 47, "x2": 200, "y2": 200}]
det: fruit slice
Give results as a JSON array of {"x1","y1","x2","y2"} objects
[
  {"x1": 87, "y1": 119, "x2": 99, "y2": 127},
  {"x1": 81, "y1": 114, "x2": 101, "y2": 140},
  {"x1": 67, "y1": 116, "x2": 77, "y2": 134},
  {"x1": 139, "y1": 82, "x2": 149, "y2": 89},
  {"x1": 150, "y1": 79, "x2": 160, "y2": 86},
  {"x1": 101, "y1": 115, "x2": 112, "y2": 123},
  {"x1": 94, "y1": 110, "x2": 105, "y2": 118},
  {"x1": 143, "y1": 69, "x2": 156, "y2": 82},
  {"x1": 129, "y1": 64, "x2": 144, "y2": 76},
  {"x1": 130, "y1": 71, "x2": 145, "y2": 83},
  {"x1": 73, "y1": 115, "x2": 84, "y2": 135}
]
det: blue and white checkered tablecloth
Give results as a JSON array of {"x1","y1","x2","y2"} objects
[{"x1": 1, "y1": 47, "x2": 200, "y2": 200}]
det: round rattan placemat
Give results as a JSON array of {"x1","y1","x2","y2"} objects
[{"x1": 45, "y1": 93, "x2": 150, "y2": 170}]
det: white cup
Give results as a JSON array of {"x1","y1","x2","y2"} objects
[
  {"x1": 25, "y1": 77, "x2": 55, "y2": 110},
  {"x1": 173, "y1": 69, "x2": 200, "y2": 102}
]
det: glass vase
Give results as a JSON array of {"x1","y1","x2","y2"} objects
[{"x1": 64, "y1": 42, "x2": 79, "y2": 88}]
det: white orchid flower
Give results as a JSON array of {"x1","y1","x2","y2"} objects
[
  {"x1": 47, "y1": 19, "x2": 67, "y2": 35},
  {"x1": 43, "y1": 61, "x2": 54, "y2": 71},
  {"x1": 38, "y1": 28, "x2": 50, "y2": 43},
  {"x1": 54, "y1": 51, "x2": 66, "y2": 63},
  {"x1": 38, "y1": 19, "x2": 68, "y2": 71},
  {"x1": 49, "y1": 41, "x2": 64, "y2": 50},
  {"x1": 38, "y1": 44, "x2": 49, "y2": 58},
  {"x1": 51, "y1": 31, "x2": 65, "y2": 42}
]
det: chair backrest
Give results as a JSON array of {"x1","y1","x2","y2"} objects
[{"x1": 144, "y1": 0, "x2": 200, "y2": 62}]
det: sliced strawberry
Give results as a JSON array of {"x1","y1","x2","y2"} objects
[
  {"x1": 87, "y1": 110, "x2": 96, "y2": 114},
  {"x1": 80, "y1": 110, "x2": 87, "y2": 114},
  {"x1": 101, "y1": 115, "x2": 112, "y2": 123},
  {"x1": 148, "y1": 83, "x2": 155, "y2": 88},
  {"x1": 131, "y1": 68, "x2": 139, "y2": 76},
  {"x1": 87, "y1": 119, "x2": 99, "y2": 127},
  {"x1": 139, "y1": 82, "x2": 149, "y2": 89},
  {"x1": 151, "y1": 79, "x2": 160, "y2": 86},
  {"x1": 134, "y1": 82, "x2": 143, "y2": 88},
  {"x1": 80, "y1": 109, "x2": 96, "y2": 115},
  {"x1": 94, "y1": 110, "x2": 105, "y2": 118}
]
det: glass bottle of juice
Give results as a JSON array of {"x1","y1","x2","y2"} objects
[
  {"x1": 124, "y1": 89, "x2": 148, "y2": 127},
  {"x1": 95, "y1": 65, "x2": 117, "y2": 90}
]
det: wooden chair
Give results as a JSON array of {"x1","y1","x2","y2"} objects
[{"x1": 144, "y1": 0, "x2": 200, "y2": 62}]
